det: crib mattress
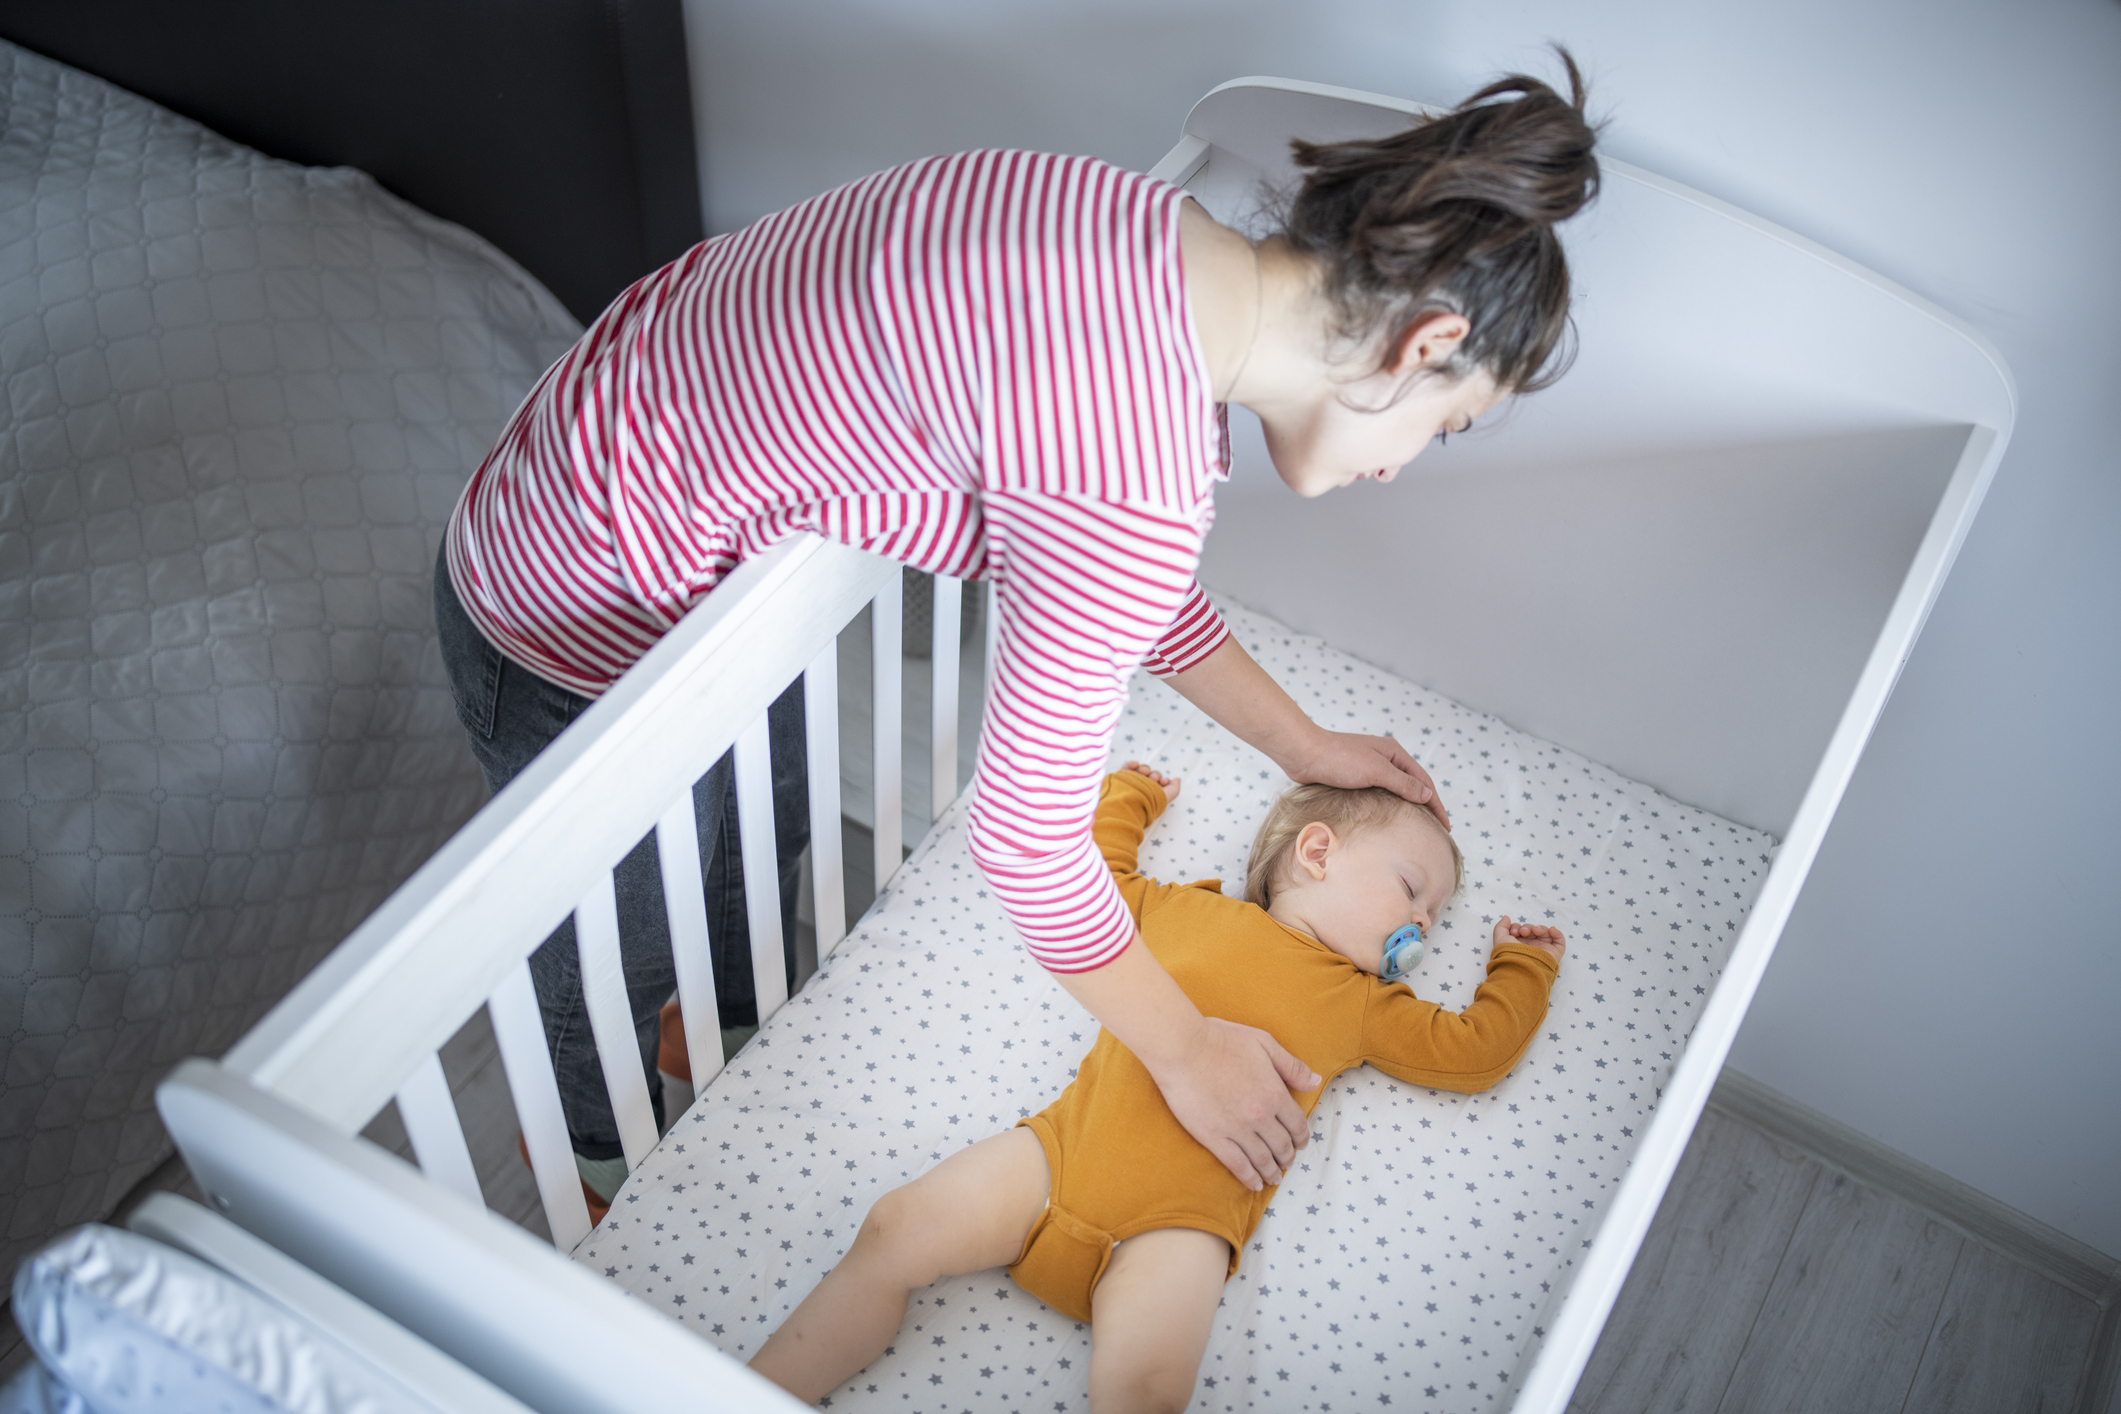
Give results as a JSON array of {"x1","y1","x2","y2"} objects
[{"x1": 574, "y1": 602, "x2": 1772, "y2": 1412}]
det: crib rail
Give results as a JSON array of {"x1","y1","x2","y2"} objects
[
  {"x1": 160, "y1": 1059, "x2": 810, "y2": 1414},
  {"x1": 208, "y1": 535, "x2": 980, "y2": 1254}
]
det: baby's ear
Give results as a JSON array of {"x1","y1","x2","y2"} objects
[{"x1": 1295, "y1": 822, "x2": 1335, "y2": 881}]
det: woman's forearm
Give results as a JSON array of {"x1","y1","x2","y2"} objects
[
  {"x1": 1047, "y1": 935, "x2": 1206, "y2": 1071},
  {"x1": 1160, "y1": 635, "x2": 1322, "y2": 773}
]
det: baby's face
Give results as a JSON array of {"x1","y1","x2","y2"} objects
[{"x1": 1282, "y1": 811, "x2": 1458, "y2": 976}]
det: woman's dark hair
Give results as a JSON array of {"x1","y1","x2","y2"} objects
[{"x1": 1279, "y1": 49, "x2": 1600, "y2": 396}]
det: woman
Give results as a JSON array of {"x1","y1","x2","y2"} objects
[{"x1": 435, "y1": 59, "x2": 1598, "y2": 1202}]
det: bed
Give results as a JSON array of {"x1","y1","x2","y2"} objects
[
  {"x1": 0, "y1": 0, "x2": 699, "y2": 1290},
  {"x1": 144, "y1": 75, "x2": 2011, "y2": 1414}
]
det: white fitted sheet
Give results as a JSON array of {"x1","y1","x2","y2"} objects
[{"x1": 575, "y1": 601, "x2": 1772, "y2": 1413}]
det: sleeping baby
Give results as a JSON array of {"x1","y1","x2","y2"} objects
[{"x1": 751, "y1": 763, "x2": 1565, "y2": 1412}]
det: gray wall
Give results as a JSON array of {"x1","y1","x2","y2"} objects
[{"x1": 680, "y1": 0, "x2": 2121, "y2": 1256}]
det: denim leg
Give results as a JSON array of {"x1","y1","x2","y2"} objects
[{"x1": 433, "y1": 543, "x2": 810, "y2": 1158}]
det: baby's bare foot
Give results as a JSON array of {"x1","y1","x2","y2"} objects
[{"x1": 1120, "y1": 760, "x2": 1181, "y2": 801}]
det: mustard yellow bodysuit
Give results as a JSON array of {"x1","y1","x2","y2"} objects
[{"x1": 1008, "y1": 771, "x2": 1561, "y2": 1321}]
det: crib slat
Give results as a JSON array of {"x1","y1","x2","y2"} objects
[
  {"x1": 931, "y1": 574, "x2": 961, "y2": 821},
  {"x1": 573, "y1": 873, "x2": 660, "y2": 1171},
  {"x1": 394, "y1": 1052, "x2": 481, "y2": 1208},
  {"x1": 872, "y1": 572, "x2": 903, "y2": 889},
  {"x1": 734, "y1": 713, "x2": 790, "y2": 1023},
  {"x1": 804, "y1": 647, "x2": 848, "y2": 954},
  {"x1": 487, "y1": 963, "x2": 593, "y2": 1250},
  {"x1": 656, "y1": 792, "x2": 724, "y2": 1092}
]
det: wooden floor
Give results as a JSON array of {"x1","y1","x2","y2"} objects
[{"x1": 1572, "y1": 1108, "x2": 2117, "y2": 1414}]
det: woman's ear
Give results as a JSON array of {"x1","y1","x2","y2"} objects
[
  {"x1": 1295, "y1": 822, "x2": 1336, "y2": 882},
  {"x1": 1387, "y1": 311, "x2": 1471, "y2": 374}
]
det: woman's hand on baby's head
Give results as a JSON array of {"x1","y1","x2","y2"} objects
[
  {"x1": 1494, "y1": 916, "x2": 1565, "y2": 962},
  {"x1": 1120, "y1": 761, "x2": 1181, "y2": 801}
]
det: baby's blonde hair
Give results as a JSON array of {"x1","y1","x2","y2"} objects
[{"x1": 1245, "y1": 784, "x2": 1465, "y2": 908}]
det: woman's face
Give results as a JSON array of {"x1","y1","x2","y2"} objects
[{"x1": 1264, "y1": 365, "x2": 1505, "y2": 498}]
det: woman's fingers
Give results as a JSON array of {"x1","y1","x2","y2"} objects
[
  {"x1": 1262, "y1": 1033, "x2": 1323, "y2": 1094},
  {"x1": 1214, "y1": 1138, "x2": 1270, "y2": 1192},
  {"x1": 1240, "y1": 1035, "x2": 1309, "y2": 1179},
  {"x1": 1240, "y1": 1131, "x2": 1286, "y2": 1188},
  {"x1": 1298, "y1": 732, "x2": 1451, "y2": 830},
  {"x1": 1379, "y1": 739, "x2": 1450, "y2": 830}
]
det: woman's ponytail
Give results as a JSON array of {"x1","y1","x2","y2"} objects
[{"x1": 1280, "y1": 48, "x2": 1600, "y2": 395}]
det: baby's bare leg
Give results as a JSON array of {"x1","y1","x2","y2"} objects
[
  {"x1": 1088, "y1": 1227, "x2": 1231, "y2": 1414},
  {"x1": 750, "y1": 1127, "x2": 1050, "y2": 1404}
]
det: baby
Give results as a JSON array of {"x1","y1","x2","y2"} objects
[{"x1": 751, "y1": 763, "x2": 1565, "y2": 1412}]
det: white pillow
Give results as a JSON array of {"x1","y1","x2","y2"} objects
[{"x1": 10, "y1": 1225, "x2": 446, "y2": 1414}]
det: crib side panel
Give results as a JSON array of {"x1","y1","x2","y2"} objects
[{"x1": 225, "y1": 537, "x2": 898, "y2": 1132}]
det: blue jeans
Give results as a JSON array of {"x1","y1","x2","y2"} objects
[{"x1": 432, "y1": 544, "x2": 808, "y2": 1159}]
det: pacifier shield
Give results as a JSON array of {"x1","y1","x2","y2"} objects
[{"x1": 1381, "y1": 923, "x2": 1425, "y2": 982}]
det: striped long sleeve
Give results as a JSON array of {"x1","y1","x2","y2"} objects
[{"x1": 445, "y1": 150, "x2": 1232, "y2": 972}]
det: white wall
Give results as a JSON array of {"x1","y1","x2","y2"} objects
[{"x1": 681, "y1": 0, "x2": 2121, "y2": 1256}]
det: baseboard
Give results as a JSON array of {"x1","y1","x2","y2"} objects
[{"x1": 1709, "y1": 1067, "x2": 2121, "y2": 1309}]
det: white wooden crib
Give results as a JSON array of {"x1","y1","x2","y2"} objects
[{"x1": 153, "y1": 79, "x2": 2013, "y2": 1414}]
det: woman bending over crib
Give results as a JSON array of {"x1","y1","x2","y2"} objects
[
  {"x1": 751, "y1": 764, "x2": 1565, "y2": 1410},
  {"x1": 436, "y1": 54, "x2": 1597, "y2": 1202}
]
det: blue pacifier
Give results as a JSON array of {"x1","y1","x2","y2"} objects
[{"x1": 1380, "y1": 923, "x2": 1425, "y2": 983}]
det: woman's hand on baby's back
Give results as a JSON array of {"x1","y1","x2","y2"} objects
[
  {"x1": 1154, "y1": 1018, "x2": 1317, "y2": 1191},
  {"x1": 1120, "y1": 760, "x2": 1181, "y2": 801},
  {"x1": 1495, "y1": 916, "x2": 1565, "y2": 962}
]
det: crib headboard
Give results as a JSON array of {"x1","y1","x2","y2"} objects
[{"x1": 0, "y1": 0, "x2": 702, "y2": 324}]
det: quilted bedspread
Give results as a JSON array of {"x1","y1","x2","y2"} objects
[
  {"x1": 0, "y1": 40, "x2": 579, "y2": 1273},
  {"x1": 579, "y1": 601, "x2": 1775, "y2": 1414}
]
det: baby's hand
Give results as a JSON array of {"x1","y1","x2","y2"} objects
[
  {"x1": 1120, "y1": 761, "x2": 1181, "y2": 802},
  {"x1": 1495, "y1": 917, "x2": 1565, "y2": 963}
]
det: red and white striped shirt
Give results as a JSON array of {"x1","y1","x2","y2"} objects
[{"x1": 446, "y1": 150, "x2": 1231, "y2": 974}]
